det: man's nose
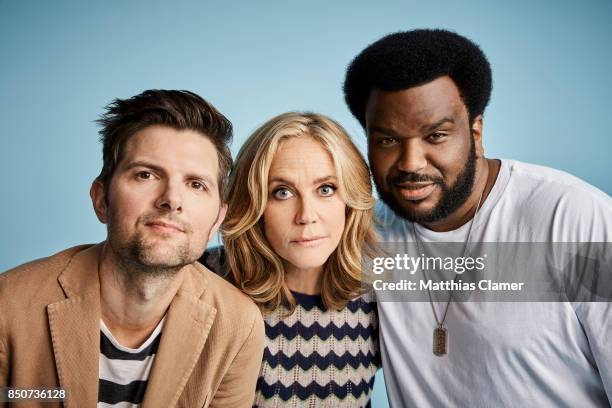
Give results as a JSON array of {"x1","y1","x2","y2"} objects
[
  {"x1": 155, "y1": 180, "x2": 183, "y2": 212},
  {"x1": 397, "y1": 140, "x2": 427, "y2": 174}
]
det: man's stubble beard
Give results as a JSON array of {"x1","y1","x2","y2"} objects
[
  {"x1": 375, "y1": 135, "x2": 477, "y2": 224},
  {"x1": 106, "y1": 212, "x2": 198, "y2": 283}
]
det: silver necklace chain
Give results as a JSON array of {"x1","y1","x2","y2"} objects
[{"x1": 411, "y1": 187, "x2": 485, "y2": 327}]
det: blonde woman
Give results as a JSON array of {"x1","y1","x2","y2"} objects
[{"x1": 222, "y1": 112, "x2": 379, "y2": 407}]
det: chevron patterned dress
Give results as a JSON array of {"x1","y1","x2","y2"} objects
[{"x1": 253, "y1": 291, "x2": 379, "y2": 407}]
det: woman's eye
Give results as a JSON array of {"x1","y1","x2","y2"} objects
[
  {"x1": 273, "y1": 188, "x2": 294, "y2": 200},
  {"x1": 319, "y1": 185, "x2": 336, "y2": 197}
]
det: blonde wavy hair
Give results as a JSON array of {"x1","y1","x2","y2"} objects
[{"x1": 222, "y1": 112, "x2": 377, "y2": 313}]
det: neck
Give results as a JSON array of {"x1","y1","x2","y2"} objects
[
  {"x1": 98, "y1": 242, "x2": 185, "y2": 348},
  {"x1": 285, "y1": 264, "x2": 323, "y2": 295},
  {"x1": 423, "y1": 158, "x2": 500, "y2": 232}
]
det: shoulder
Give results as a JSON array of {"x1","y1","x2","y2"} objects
[
  {"x1": 504, "y1": 160, "x2": 612, "y2": 239},
  {"x1": 0, "y1": 245, "x2": 93, "y2": 339},
  {"x1": 507, "y1": 160, "x2": 609, "y2": 201},
  {"x1": 347, "y1": 291, "x2": 377, "y2": 312},
  {"x1": 346, "y1": 292, "x2": 378, "y2": 326},
  {"x1": 191, "y1": 261, "x2": 262, "y2": 330},
  {"x1": 0, "y1": 245, "x2": 91, "y2": 300}
]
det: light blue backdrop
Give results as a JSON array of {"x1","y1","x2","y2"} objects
[{"x1": 1, "y1": 1, "x2": 611, "y2": 406}]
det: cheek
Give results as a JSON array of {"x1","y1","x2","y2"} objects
[
  {"x1": 262, "y1": 204, "x2": 292, "y2": 249},
  {"x1": 189, "y1": 198, "x2": 222, "y2": 233},
  {"x1": 326, "y1": 199, "x2": 347, "y2": 238},
  {"x1": 108, "y1": 188, "x2": 145, "y2": 225},
  {"x1": 368, "y1": 149, "x2": 394, "y2": 181},
  {"x1": 434, "y1": 139, "x2": 472, "y2": 180}
]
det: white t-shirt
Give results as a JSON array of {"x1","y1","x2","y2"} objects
[
  {"x1": 376, "y1": 159, "x2": 612, "y2": 407},
  {"x1": 97, "y1": 318, "x2": 164, "y2": 408}
]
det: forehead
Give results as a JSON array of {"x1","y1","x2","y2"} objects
[
  {"x1": 365, "y1": 76, "x2": 467, "y2": 132},
  {"x1": 121, "y1": 125, "x2": 219, "y2": 176},
  {"x1": 269, "y1": 136, "x2": 336, "y2": 178}
]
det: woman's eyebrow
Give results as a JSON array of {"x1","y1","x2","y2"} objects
[{"x1": 268, "y1": 175, "x2": 337, "y2": 185}]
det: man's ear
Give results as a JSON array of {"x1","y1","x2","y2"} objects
[
  {"x1": 208, "y1": 203, "x2": 227, "y2": 242},
  {"x1": 90, "y1": 179, "x2": 108, "y2": 224},
  {"x1": 471, "y1": 115, "x2": 484, "y2": 158}
]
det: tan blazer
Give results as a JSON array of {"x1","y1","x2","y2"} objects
[{"x1": 0, "y1": 244, "x2": 265, "y2": 408}]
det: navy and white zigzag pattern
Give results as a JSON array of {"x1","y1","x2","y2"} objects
[
  {"x1": 258, "y1": 377, "x2": 376, "y2": 400},
  {"x1": 254, "y1": 292, "x2": 379, "y2": 408},
  {"x1": 266, "y1": 322, "x2": 376, "y2": 341}
]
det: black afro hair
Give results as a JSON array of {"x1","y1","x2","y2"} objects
[{"x1": 343, "y1": 29, "x2": 492, "y2": 128}]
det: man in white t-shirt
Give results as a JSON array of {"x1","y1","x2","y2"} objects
[{"x1": 343, "y1": 29, "x2": 612, "y2": 407}]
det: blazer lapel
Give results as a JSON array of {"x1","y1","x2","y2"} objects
[
  {"x1": 141, "y1": 265, "x2": 217, "y2": 408},
  {"x1": 47, "y1": 244, "x2": 102, "y2": 408}
]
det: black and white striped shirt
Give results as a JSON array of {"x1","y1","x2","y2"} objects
[{"x1": 97, "y1": 318, "x2": 164, "y2": 408}]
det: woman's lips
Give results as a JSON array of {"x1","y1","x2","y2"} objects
[{"x1": 395, "y1": 183, "x2": 437, "y2": 201}]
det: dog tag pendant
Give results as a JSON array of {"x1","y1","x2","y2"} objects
[{"x1": 433, "y1": 325, "x2": 448, "y2": 356}]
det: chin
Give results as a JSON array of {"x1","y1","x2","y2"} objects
[
  {"x1": 384, "y1": 192, "x2": 437, "y2": 220},
  {"x1": 135, "y1": 243, "x2": 193, "y2": 268},
  {"x1": 286, "y1": 256, "x2": 330, "y2": 271},
  {"x1": 399, "y1": 204, "x2": 436, "y2": 219},
  {"x1": 137, "y1": 254, "x2": 187, "y2": 269}
]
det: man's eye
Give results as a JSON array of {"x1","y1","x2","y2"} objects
[
  {"x1": 190, "y1": 181, "x2": 207, "y2": 191},
  {"x1": 273, "y1": 188, "x2": 294, "y2": 200},
  {"x1": 136, "y1": 171, "x2": 154, "y2": 180},
  {"x1": 428, "y1": 133, "x2": 447, "y2": 142},
  {"x1": 319, "y1": 185, "x2": 336, "y2": 197},
  {"x1": 378, "y1": 137, "x2": 398, "y2": 147}
]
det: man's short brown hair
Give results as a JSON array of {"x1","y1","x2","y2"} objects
[{"x1": 96, "y1": 89, "x2": 233, "y2": 198}]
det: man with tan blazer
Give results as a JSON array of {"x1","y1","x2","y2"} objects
[{"x1": 0, "y1": 90, "x2": 265, "y2": 407}]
